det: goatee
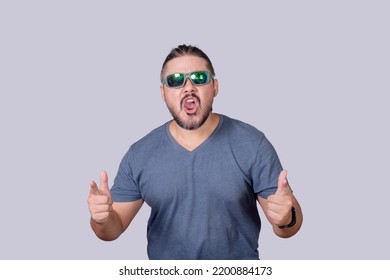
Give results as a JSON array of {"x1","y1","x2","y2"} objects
[{"x1": 167, "y1": 94, "x2": 213, "y2": 130}]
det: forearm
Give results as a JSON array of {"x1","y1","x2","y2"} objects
[
  {"x1": 90, "y1": 210, "x2": 125, "y2": 241},
  {"x1": 272, "y1": 196, "x2": 303, "y2": 238}
]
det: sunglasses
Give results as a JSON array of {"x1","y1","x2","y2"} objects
[{"x1": 163, "y1": 71, "x2": 212, "y2": 88}]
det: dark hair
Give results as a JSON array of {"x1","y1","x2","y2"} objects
[{"x1": 160, "y1": 44, "x2": 215, "y2": 82}]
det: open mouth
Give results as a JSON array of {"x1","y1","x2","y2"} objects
[{"x1": 182, "y1": 96, "x2": 200, "y2": 114}]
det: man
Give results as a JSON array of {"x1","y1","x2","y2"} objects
[{"x1": 88, "y1": 44, "x2": 303, "y2": 259}]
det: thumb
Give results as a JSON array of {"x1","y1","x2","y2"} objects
[
  {"x1": 99, "y1": 170, "x2": 111, "y2": 197},
  {"x1": 275, "y1": 169, "x2": 291, "y2": 195}
]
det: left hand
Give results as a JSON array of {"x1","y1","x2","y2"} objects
[{"x1": 266, "y1": 170, "x2": 294, "y2": 227}]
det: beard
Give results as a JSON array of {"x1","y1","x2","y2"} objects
[{"x1": 166, "y1": 94, "x2": 213, "y2": 130}]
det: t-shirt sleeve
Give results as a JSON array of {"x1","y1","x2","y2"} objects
[
  {"x1": 110, "y1": 149, "x2": 143, "y2": 202},
  {"x1": 251, "y1": 135, "x2": 283, "y2": 199}
]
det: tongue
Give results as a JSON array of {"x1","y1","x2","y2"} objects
[
  {"x1": 184, "y1": 102, "x2": 197, "y2": 113},
  {"x1": 184, "y1": 102, "x2": 195, "y2": 110}
]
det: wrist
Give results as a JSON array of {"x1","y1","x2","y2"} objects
[{"x1": 278, "y1": 207, "x2": 296, "y2": 229}]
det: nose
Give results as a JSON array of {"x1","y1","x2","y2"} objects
[{"x1": 183, "y1": 77, "x2": 196, "y2": 93}]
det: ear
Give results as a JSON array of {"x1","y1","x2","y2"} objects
[
  {"x1": 160, "y1": 84, "x2": 166, "y2": 101},
  {"x1": 213, "y1": 79, "x2": 219, "y2": 97}
]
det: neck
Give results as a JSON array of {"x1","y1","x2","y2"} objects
[{"x1": 169, "y1": 113, "x2": 220, "y2": 151}]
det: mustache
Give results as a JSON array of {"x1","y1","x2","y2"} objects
[{"x1": 181, "y1": 94, "x2": 201, "y2": 107}]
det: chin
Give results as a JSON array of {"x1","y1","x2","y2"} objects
[
  {"x1": 167, "y1": 103, "x2": 213, "y2": 130},
  {"x1": 175, "y1": 112, "x2": 209, "y2": 130}
]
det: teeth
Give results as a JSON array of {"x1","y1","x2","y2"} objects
[{"x1": 186, "y1": 99, "x2": 195, "y2": 103}]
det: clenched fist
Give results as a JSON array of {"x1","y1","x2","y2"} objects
[{"x1": 266, "y1": 170, "x2": 294, "y2": 227}]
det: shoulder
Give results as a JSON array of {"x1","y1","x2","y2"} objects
[
  {"x1": 220, "y1": 114, "x2": 266, "y2": 144},
  {"x1": 132, "y1": 123, "x2": 167, "y2": 149},
  {"x1": 123, "y1": 122, "x2": 169, "y2": 162}
]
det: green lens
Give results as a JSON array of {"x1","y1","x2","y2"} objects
[
  {"x1": 164, "y1": 71, "x2": 211, "y2": 88},
  {"x1": 190, "y1": 71, "x2": 210, "y2": 85},
  {"x1": 166, "y1": 73, "x2": 185, "y2": 88}
]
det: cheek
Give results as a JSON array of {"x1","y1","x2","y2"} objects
[
  {"x1": 202, "y1": 93, "x2": 216, "y2": 105},
  {"x1": 164, "y1": 95, "x2": 181, "y2": 109}
]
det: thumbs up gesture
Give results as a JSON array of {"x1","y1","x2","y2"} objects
[
  {"x1": 88, "y1": 171, "x2": 113, "y2": 224},
  {"x1": 266, "y1": 170, "x2": 294, "y2": 227}
]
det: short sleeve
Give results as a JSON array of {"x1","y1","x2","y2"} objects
[
  {"x1": 251, "y1": 135, "x2": 283, "y2": 199},
  {"x1": 110, "y1": 149, "x2": 143, "y2": 202}
]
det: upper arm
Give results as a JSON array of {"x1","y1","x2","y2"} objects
[{"x1": 112, "y1": 199, "x2": 144, "y2": 231}]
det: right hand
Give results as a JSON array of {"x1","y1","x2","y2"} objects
[{"x1": 88, "y1": 170, "x2": 113, "y2": 224}]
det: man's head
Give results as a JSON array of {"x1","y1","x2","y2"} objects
[{"x1": 160, "y1": 45, "x2": 218, "y2": 130}]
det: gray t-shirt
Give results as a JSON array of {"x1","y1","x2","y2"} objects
[{"x1": 111, "y1": 114, "x2": 283, "y2": 259}]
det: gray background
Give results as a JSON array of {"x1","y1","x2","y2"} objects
[{"x1": 1, "y1": 0, "x2": 389, "y2": 259}]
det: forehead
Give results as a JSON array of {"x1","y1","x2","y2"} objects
[{"x1": 164, "y1": 55, "x2": 209, "y2": 75}]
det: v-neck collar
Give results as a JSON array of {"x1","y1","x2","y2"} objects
[{"x1": 165, "y1": 114, "x2": 224, "y2": 153}]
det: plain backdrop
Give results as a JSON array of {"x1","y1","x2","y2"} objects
[{"x1": 1, "y1": 0, "x2": 389, "y2": 259}]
